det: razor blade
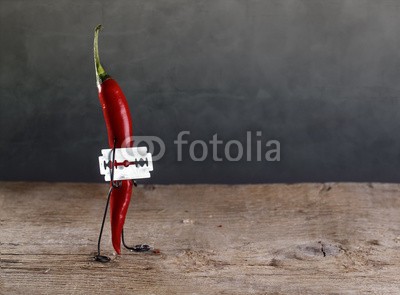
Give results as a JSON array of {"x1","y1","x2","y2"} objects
[{"x1": 98, "y1": 147, "x2": 153, "y2": 181}]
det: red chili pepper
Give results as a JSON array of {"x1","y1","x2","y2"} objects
[{"x1": 94, "y1": 25, "x2": 133, "y2": 254}]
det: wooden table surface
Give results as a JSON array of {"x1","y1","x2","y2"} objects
[{"x1": 1, "y1": 182, "x2": 400, "y2": 294}]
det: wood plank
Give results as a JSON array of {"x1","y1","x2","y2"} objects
[{"x1": 1, "y1": 182, "x2": 400, "y2": 294}]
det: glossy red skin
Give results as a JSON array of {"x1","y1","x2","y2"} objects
[{"x1": 98, "y1": 77, "x2": 133, "y2": 254}]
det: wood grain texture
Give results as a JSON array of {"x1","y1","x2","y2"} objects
[{"x1": 1, "y1": 182, "x2": 400, "y2": 294}]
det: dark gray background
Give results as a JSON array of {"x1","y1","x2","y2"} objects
[{"x1": 1, "y1": 0, "x2": 400, "y2": 184}]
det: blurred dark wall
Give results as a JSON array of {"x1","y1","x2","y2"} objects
[{"x1": 1, "y1": 0, "x2": 400, "y2": 184}]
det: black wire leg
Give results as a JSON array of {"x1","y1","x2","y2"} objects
[
  {"x1": 94, "y1": 186, "x2": 113, "y2": 262},
  {"x1": 121, "y1": 228, "x2": 151, "y2": 252},
  {"x1": 94, "y1": 139, "x2": 118, "y2": 263},
  {"x1": 120, "y1": 180, "x2": 150, "y2": 252}
]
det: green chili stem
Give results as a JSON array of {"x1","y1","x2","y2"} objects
[{"x1": 94, "y1": 24, "x2": 109, "y2": 86}]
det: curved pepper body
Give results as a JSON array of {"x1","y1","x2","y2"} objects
[{"x1": 98, "y1": 78, "x2": 133, "y2": 254}]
